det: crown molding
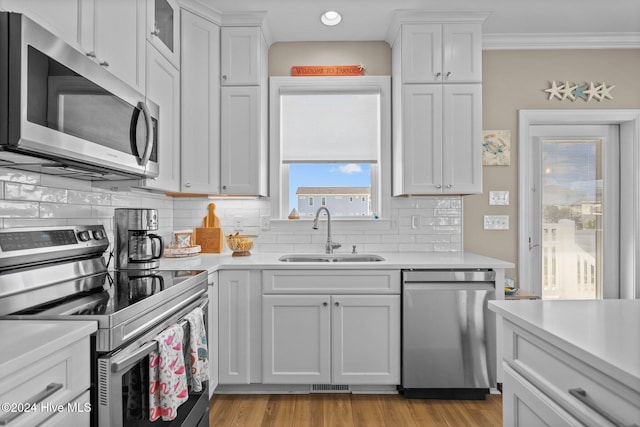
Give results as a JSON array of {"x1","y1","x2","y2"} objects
[
  {"x1": 483, "y1": 32, "x2": 640, "y2": 50},
  {"x1": 220, "y1": 11, "x2": 272, "y2": 46},
  {"x1": 385, "y1": 10, "x2": 491, "y2": 45},
  {"x1": 179, "y1": 0, "x2": 222, "y2": 24}
]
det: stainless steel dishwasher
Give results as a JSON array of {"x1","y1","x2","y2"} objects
[{"x1": 402, "y1": 269, "x2": 496, "y2": 399}]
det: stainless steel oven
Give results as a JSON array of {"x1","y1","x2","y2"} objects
[
  {"x1": 0, "y1": 12, "x2": 159, "y2": 180},
  {"x1": 0, "y1": 225, "x2": 209, "y2": 426}
]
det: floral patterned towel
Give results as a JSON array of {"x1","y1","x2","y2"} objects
[
  {"x1": 149, "y1": 324, "x2": 189, "y2": 421},
  {"x1": 184, "y1": 307, "x2": 209, "y2": 392}
]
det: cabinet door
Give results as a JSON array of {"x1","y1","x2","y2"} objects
[
  {"x1": 401, "y1": 23, "x2": 442, "y2": 84},
  {"x1": 220, "y1": 86, "x2": 262, "y2": 195},
  {"x1": 220, "y1": 26, "x2": 261, "y2": 86},
  {"x1": 219, "y1": 270, "x2": 252, "y2": 384},
  {"x1": 331, "y1": 295, "x2": 400, "y2": 385},
  {"x1": 207, "y1": 271, "x2": 219, "y2": 398},
  {"x1": 397, "y1": 84, "x2": 443, "y2": 195},
  {"x1": 262, "y1": 295, "x2": 331, "y2": 384},
  {"x1": 442, "y1": 23, "x2": 482, "y2": 83},
  {"x1": 1, "y1": 0, "x2": 80, "y2": 47},
  {"x1": 180, "y1": 10, "x2": 220, "y2": 193},
  {"x1": 92, "y1": 0, "x2": 146, "y2": 93},
  {"x1": 503, "y1": 364, "x2": 581, "y2": 427},
  {"x1": 145, "y1": 45, "x2": 180, "y2": 192},
  {"x1": 442, "y1": 84, "x2": 482, "y2": 194},
  {"x1": 147, "y1": 0, "x2": 180, "y2": 68}
]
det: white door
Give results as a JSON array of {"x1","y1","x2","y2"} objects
[
  {"x1": 331, "y1": 295, "x2": 400, "y2": 385},
  {"x1": 262, "y1": 294, "x2": 331, "y2": 384},
  {"x1": 527, "y1": 125, "x2": 619, "y2": 299}
]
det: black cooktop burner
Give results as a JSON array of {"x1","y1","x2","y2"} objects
[{"x1": 16, "y1": 269, "x2": 203, "y2": 316}]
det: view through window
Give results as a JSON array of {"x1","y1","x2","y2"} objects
[{"x1": 288, "y1": 163, "x2": 372, "y2": 217}]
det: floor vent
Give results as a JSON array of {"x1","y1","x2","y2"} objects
[{"x1": 310, "y1": 384, "x2": 351, "y2": 393}]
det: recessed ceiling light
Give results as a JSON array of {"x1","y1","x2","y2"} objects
[{"x1": 321, "y1": 10, "x2": 342, "y2": 26}]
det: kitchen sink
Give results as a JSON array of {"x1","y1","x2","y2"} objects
[{"x1": 278, "y1": 254, "x2": 385, "y2": 263}]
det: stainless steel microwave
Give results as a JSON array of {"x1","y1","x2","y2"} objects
[{"x1": 0, "y1": 12, "x2": 159, "y2": 180}]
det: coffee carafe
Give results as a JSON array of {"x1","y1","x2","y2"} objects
[{"x1": 114, "y1": 208, "x2": 164, "y2": 269}]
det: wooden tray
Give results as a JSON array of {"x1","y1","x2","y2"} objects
[{"x1": 163, "y1": 245, "x2": 201, "y2": 258}]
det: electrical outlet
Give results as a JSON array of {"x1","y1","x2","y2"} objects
[
  {"x1": 484, "y1": 215, "x2": 509, "y2": 230},
  {"x1": 411, "y1": 215, "x2": 420, "y2": 229},
  {"x1": 233, "y1": 216, "x2": 244, "y2": 232},
  {"x1": 489, "y1": 191, "x2": 510, "y2": 206},
  {"x1": 260, "y1": 215, "x2": 271, "y2": 231}
]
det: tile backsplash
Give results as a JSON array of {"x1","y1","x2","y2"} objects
[
  {"x1": 174, "y1": 196, "x2": 463, "y2": 254},
  {"x1": 0, "y1": 167, "x2": 174, "y2": 257},
  {"x1": 0, "y1": 166, "x2": 462, "y2": 255}
]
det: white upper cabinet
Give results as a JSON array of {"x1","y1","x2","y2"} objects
[
  {"x1": 1, "y1": 0, "x2": 80, "y2": 46},
  {"x1": 180, "y1": 10, "x2": 220, "y2": 194},
  {"x1": 220, "y1": 86, "x2": 268, "y2": 196},
  {"x1": 83, "y1": 0, "x2": 147, "y2": 93},
  {"x1": 401, "y1": 22, "x2": 482, "y2": 84},
  {"x1": 396, "y1": 84, "x2": 482, "y2": 195},
  {"x1": 147, "y1": 0, "x2": 180, "y2": 68},
  {"x1": 144, "y1": 43, "x2": 180, "y2": 192},
  {"x1": 220, "y1": 26, "x2": 263, "y2": 86}
]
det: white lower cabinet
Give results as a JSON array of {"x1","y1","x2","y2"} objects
[
  {"x1": 501, "y1": 320, "x2": 640, "y2": 427},
  {"x1": 207, "y1": 271, "x2": 219, "y2": 397},
  {"x1": 218, "y1": 270, "x2": 262, "y2": 384},
  {"x1": 261, "y1": 272, "x2": 401, "y2": 386}
]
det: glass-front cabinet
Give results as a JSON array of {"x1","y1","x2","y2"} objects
[{"x1": 147, "y1": 0, "x2": 180, "y2": 68}]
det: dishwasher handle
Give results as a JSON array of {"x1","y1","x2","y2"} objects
[{"x1": 403, "y1": 270, "x2": 496, "y2": 283}]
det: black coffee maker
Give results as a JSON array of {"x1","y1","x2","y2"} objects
[{"x1": 114, "y1": 208, "x2": 164, "y2": 269}]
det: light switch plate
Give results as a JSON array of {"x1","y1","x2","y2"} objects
[
  {"x1": 489, "y1": 191, "x2": 510, "y2": 206},
  {"x1": 260, "y1": 215, "x2": 271, "y2": 231},
  {"x1": 484, "y1": 215, "x2": 509, "y2": 230}
]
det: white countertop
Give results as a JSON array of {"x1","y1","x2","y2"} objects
[
  {"x1": 0, "y1": 320, "x2": 97, "y2": 375},
  {"x1": 489, "y1": 299, "x2": 640, "y2": 392},
  {"x1": 159, "y1": 251, "x2": 514, "y2": 273}
]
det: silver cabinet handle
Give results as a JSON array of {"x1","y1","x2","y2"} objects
[
  {"x1": 185, "y1": 183, "x2": 192, "y2": 188},
  {"x1": 85, "y1": 51, "x2": 96, "y2": 58},
  {"x1": 99, "y1": 60, "x2": 109, "y2": 67},
  {"x1": 435, "y1": 184, "x2": 442, "y2": 189},
  {"x1": 434, "y1": 72, "x2": 441, "y2": 77},
  {"x1": 445, "y1": 71, "x2": 452, "y2": 77},
  {"x1": 322, "y1": 302, "x2": 328, "y2": 306},
  {"x1": 151, "y1": 25, "x2": 160, "y2": 37},
  {"x1": 0, "y1": 383, "x2": 63, "y2": 425},
  {"x1": 222, "y1": 75, "x2": 227, "y2": 81},
  {"x1": 447, "y1": 184, "x2": 452, "y2": 189},
  {"x1": 334, "y1": 301, "x2": 340, "y2": 307},
  {"x1": 568, "y1": 388, "x2": 635, "y2": 427},
  {"x1": 222, "y1": 185, "x2": 227, "y2": 190}
]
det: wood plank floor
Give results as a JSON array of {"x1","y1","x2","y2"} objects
[{"x1": 210, "y1": 394, "x2": 502, "y2": 427}]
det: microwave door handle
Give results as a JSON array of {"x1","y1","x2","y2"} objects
[
  {"x1": 110, "y1": 341, "x2": 157, "y2": 373},
  {"x1": 138, "y1": 101, "x2": 154, "y2": 167}
]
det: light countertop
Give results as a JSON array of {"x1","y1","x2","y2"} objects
[
  {"x1": 0, "y1": 320, "x2": 97, "y2": 374},
  {"x1": 489, "y1": 299, "x2": 640, "y2": 392},
  {"x1": 159, "y1": 251, "x2": 514, "y2": 273}
]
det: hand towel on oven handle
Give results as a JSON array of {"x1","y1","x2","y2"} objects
[
  {"x1": 149, "y1": 324, "x2": 189, "y2": 422},
  {"x1": 184, "y1": 306, "x2": 209, "y2": 392}
]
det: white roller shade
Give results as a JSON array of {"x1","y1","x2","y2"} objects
[{"x1": 281, "y1": 92, "x2": 380, "y2": 163}]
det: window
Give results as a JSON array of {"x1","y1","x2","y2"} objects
[
  {"x1": 270, "y1": 76, "x2": 391, "y2": 219},
  {"x1": 308, "y1": 197, "x2": 314, "y2": 206}
]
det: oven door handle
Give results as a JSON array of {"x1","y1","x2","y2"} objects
[
  {"x1": 110, "y1": 297, "x2": 209, "y2": 373},
  {"x1": 111, "y1": 341, "x2": 157, "y2": 373}
]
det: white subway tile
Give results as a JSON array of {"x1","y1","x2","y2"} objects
[
  {"x1": 0, "y1": 201, "x2": 39, "y2": 218},
  {"x1": 416, "y1": 235, "x2": 451, "y2": 244},
  {"x1": 40, "y1": 203, "x2": 92, "y2": 219},
  {"x1": 380, "y1": 234, "x2": 415, "y2": 244},
  {"x1": 3, "y1": 218, "x2": 66, "y2": 227},
  {"x1": 434, "y1": 243, "x2": 462, "y2": 252},
  {"x1": 4, "y1": 183, "x2": 68, "y2": 203},
  {"x1": 434, "y1": 209, "x2": 461, "y2": 217},
  {"x1": 277, "y1": 234, "x2": 312, "y2": 244},
  {"x1": 399, "y1": 243, "x2": 435, "y2": 252},
  {"x1": 43, "y1": 174, "x2": 91, "y2": 191},
  {"x1": 258, "y1": 243, "x2": 294, "y2": 253},
  {"x1": 362, "y1": 243, "x2": 398, "y2": 252},
  {"x1": 0, "y1": 168, "x2": 40, "y2": 184},
  {"x1": 68, "y1": 190, "x2": 111, "y2": 205}
]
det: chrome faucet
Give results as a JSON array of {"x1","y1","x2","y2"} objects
[{"x1": 312, "y1": 207, "x2": 341, "y2": 254}]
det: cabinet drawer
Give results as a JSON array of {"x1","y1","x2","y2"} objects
[
  {"x1": 38, "y1": 390, "x2": 91, "y2": 427},
  {"x1": 0, "y1": 338, "x2": 91, "y2": 427},
  {"x1": 262, "y1": 270, "x2": 401, "y2": 294},
  {"x1": 504, "y1": 321, "x2": 640, "y2": 426}
]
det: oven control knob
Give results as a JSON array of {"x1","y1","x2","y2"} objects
[
  {"x1": 92, "y1": 230, "x2": 105, "y2": 240},
  {"x1": 77, "y1": 230, "x2": 91, "y2": 242}
]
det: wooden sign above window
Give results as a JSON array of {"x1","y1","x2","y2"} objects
[{"x1": 291, "y1": 65, "x2": 365, "y2": 76}]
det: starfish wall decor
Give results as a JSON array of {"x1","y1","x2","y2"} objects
[{"x1": 544, "y1": 80, "x2": 615, "y2": 102}]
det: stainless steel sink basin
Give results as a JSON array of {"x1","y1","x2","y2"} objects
[{"x1": 278, "y1": 254, "x2": 385, "y2": 263}]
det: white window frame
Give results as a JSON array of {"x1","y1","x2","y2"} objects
[
  {"x1": 269, "y1": 76, "x2": 391, "y2": 220},
  {"x1": 519, "y1": 109, "x2": 640, "y2": 300}
]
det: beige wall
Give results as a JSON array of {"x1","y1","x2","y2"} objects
[
  {"x1": 269, "y1": 41, "x2": 391, "y2": 76},
  {"x1": 471, "y1": 49, "x2": 640, "y2": 280},
  {"x1": 268, "y1": 43, "x2": 640, "y2": 280}
]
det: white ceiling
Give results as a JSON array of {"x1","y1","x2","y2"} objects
[{"x1": 205, "y1": 0, "x2": 640, "y2": 47}]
